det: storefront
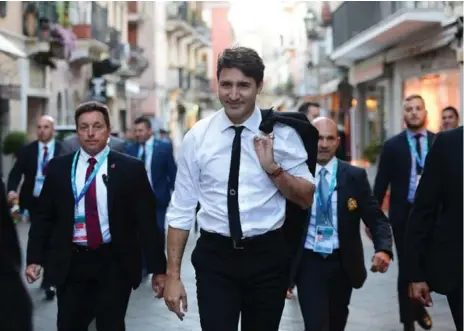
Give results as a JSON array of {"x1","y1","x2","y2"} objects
[{"x1": 389, "y1": 24, "x2": 462, "y2": 134}]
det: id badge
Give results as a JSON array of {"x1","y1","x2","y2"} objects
[
  {"x1": 33, "y1": 176, "x2": 45, "y2": 197},
  {"x1": 73, "y1": 215, "x2": 87, "y2": 243},
  {"x1": 313, "y1": 225, "x2": 334, "y2": 254},
  {"x1": 415, "y1": 174, "x2": 422, "y2": 190}
]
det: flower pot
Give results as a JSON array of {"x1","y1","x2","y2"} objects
[{"x1": 72, "y1": 24, "x2": 91, "y2": 39}]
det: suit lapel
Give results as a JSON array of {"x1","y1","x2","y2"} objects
[
  {"x1": 336, "y1": 160, "x2": 349, "y2": 222},
  {"x1": 106, "y1": 151, "x2": 117, "y2": 213},
  {"x1": 400, "y1": 131, "x2": 412, "y2": 178},
  {"x1": 54, "y1": 141, "x2": 61, "y2": 157},
  {"x1": 32, "y1": 141, "x2": 39, "y2": 176}
]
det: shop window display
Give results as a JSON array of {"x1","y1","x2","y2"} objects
[{"x1": 404, "y1": 70, "x2": 460, "y2": 132}]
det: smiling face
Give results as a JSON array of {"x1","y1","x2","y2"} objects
[
  {"x1": 441, "y1": 108, "x2": 459, "y2": 131},
  {"x1": 217, "y1": 67, "x2": 263, "y2": 124}
]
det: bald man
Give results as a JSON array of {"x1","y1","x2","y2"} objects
[
  {"x1": 7, "y1": 115, "x2": 63, "y2": 300},
  {"x1": 294, "y1": 117, "x2": 393, "y2": 331}
]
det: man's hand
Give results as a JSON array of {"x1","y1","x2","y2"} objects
[
  {"x1": 409, "y1": 282, "x2": 433, "y2": 307},
  {"x1": 25, "y1": 264, "x2": 42, "y2": 283},
  {"x1": 152, "y1": 274, "x2": 166, "y2": 298},
  {"x1": 164, "y1": 275, "x2": 188, "y2": 321},
  {"x1": 7, "y1": 191, "x2": 19, "y2": 205},
  {"x1": 254, "y1": 134, "x2": 276, "y2": 173},
  {"x1": 370, "y1": 252, "x2": 390, "y2": 273}
]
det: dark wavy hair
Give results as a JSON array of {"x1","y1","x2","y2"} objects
[{"x1": 216, "y1": 46, "x2": 265, "y2": 86}]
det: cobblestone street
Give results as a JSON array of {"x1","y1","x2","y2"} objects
[{"x1": 16, "y1": 220, "x2": 455, "y2": 331}]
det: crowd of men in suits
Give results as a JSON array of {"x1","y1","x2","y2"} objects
[{"x1": 0, "y1": 46, "x2": 462, "y2": 331}]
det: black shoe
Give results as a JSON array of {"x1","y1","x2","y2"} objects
[
  {"x1": 417, "y1": 310, "x2": 432, "y2": 330},
  {"x1": 404, "y1": 324, "x2": 415, "y2": 331},
  {"x1": 45, "y1": 286, "x2": 56, "y2": 301}
]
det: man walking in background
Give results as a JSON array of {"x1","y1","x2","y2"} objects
[{"x1": 374, "y1": 94, "x2": 434, "y2": 331}]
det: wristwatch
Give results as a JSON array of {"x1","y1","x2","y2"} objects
[{"x1": 267, "y1": 163, "x2": 284, "y2": 178}]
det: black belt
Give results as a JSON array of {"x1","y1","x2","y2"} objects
[
  {"x1": 71, "y1": 242, "x2": 112, "y2": 253},
  {"x1": 200, "y1": 228, "x2": 282, "y2": 250}
]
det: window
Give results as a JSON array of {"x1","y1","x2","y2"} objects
[
  {"x1": 57, "y1": 92, "x2": 63, "y2": 124},
  {"x1": 0, "y1": 2, "x2": 6, "y2": 18}
]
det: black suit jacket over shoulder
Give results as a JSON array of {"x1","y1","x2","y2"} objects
[
  {"x1": 26, "y1": 150, "x2": 166, "y2": 289},
  {"x1": 295, "y1": 160, "x2": 393, "y2": 289}
]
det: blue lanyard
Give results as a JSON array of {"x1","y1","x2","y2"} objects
[
  {"x1": 71, "y1": 148, "x2": 110, "y2": 206},
  {"x1": 406, "y1": 133, "x2": 428, "y2": 168},
  {"x1": 315, "y1": 160, "x2": 338, "y2": 218}
]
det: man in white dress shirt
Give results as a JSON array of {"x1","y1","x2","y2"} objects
[{"x1": 164, "y1": 46, "x2": 315, "y2": 331}]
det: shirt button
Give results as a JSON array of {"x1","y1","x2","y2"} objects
[{"x1": 229, "y1": 189, "x2": 236, "y2": 196}]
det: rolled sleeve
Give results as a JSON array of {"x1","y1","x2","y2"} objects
[
  {"x1": 274, "y1": 126, "x2": 314, "y2": 184},
  {"x1": 166, "y1": 131, "x2": 200, "y2": 230}
]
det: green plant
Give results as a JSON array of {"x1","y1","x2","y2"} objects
[
  {"x1": 363, "y1": 139, "x2": 383, "y2": 164},
  {"x1": 3, "y1": 131, "x2": 28, "y2": 158}
]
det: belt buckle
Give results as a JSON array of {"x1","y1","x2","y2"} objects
[{"x1": 233, "y1": 239, "x2": 244, "y2": 250}]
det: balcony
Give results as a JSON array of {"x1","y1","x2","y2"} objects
[
  {"x1": 22, "y1": 2, "x2": 76, "y2": 64},
  {"x1": 331, "y1": 1, "x2": 446, "y2": 65},
  {"x1": 127, "y1": 44, "x2": 149, "y2": 77},
  {"x1": 127, "y1": 1, "x2": 144, "y2": 23},
  {"x1": 166, "y1": 2, "x2": 211, "y2": 47},
  {"x1": 69, "y1": 2, "x2": 109, "y2": 66}
]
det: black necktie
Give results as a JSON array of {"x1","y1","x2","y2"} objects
[
  {"x1": 227, "y1": 126, "x2": 245, "y2": 240},
  {"x1": 140, "y1": 143, "x2": 146, "y2": 163},
  {"x1": 414, "y1": 134, "x2": 423, "y2": 175}
]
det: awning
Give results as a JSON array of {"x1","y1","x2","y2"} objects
[
  {"x1": 320, "y1": 77, "x2": 343, "y2": 95},
  {"x1": 0, "y1": 33, "x2": 26, "y2": 58}
]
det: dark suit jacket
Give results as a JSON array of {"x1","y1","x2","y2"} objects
[
  {"x1": 61, "y1": 134, "x2": 127, "y2": 155},
  {"x1": 7, "y1": 140, "x2": 63, "y2": 211},
  {"x1": 405, "y1": 126, "x2": 463, "y2": 294},
  {"x1": 295, "y1": 161, "x2": 393, "y2": 289},
  {"x1": 126, "y1": 139, "x2": 177, "y2": 207},
  {"x1": 0, "y1": 177, "x2": 33, "y2": 331},
  {"x1": 26, "y1": 150, "x2": 167, "y2": 289},
  {"x1": 374, "y1": 130, "x2": 435, "y2": 226}
]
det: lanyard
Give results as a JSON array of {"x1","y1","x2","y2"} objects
[
  {"x1": 71, "y1": 147, "x2": 110, "y2": 206},
  {"x1": 406, "y1": 133, "x2": 428, "y2": 169},
  {"x1": 315, "y1": 160, "x2": 338, "y2": 219}
]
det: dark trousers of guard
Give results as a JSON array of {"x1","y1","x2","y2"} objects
[
  {"x1": 192, "y1": 228, "x2": 290, "y2": 331},
  {"x1": 29, "y1": 197, "x2": 54, "y2": 290},
  {"x1": 296, "y1": 249, "x2": 352, "y2": 331},
  {"x1": 393, "y1": 204, "x2": 426, "y2": 325},
  {"x1": 56, "y1": 244, "x2": 132, "y2": 331}
]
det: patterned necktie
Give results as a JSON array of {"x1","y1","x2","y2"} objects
[
  {"x1": 42, "y1": 146, "x2": 49, "y2": 176},
  {"x1": 85, "y1": 158, "x2": 103, "y2": 249},
  {"x1": 316, "y1": 168, "x2": 330, "y2": 226}
]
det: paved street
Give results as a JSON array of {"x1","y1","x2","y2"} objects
[{"x1": 16, "y1": 221, "x2": 456, "y2": 331}]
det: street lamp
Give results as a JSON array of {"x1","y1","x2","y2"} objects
[{"x1": 304, "y1": 8, "x2": 320, "y2": 40}]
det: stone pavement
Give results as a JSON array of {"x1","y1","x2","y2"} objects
[{"x1": 17, "y1": 220, "x2": 455, "y2": 331}]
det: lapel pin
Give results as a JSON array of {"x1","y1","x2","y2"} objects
[{"x1": 111, "y1": 163, "x2": 115, "y2": 169}]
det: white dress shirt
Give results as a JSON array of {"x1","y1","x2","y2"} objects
[
  {"x1": 74, "y1": 147, "x2": 111, "y2": 243},
  {"x1": 304, "y1": 157, "x2": 339, "y2": 250},
  {"x1": 138, "y1": 135, "x2": 155, "y2": 186},
  {"x1": 167, "y1": 107, "x2": 315, "y2": 237},
  {"x1": 33, "y1": 139, "x2": 56, "y2": 197}
]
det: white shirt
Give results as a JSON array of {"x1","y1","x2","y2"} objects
[
  {"x1": 304, "y1": 157, "x2": 339, "y2": 250},
  {"x1": 138, "y1": 135, "x2": 155, "y2": 186},
  {"x1": 74, "y1": 147, "x2": 111, "y2": 243},
  {"x1": 33, "y1": 140, "x2": 56, "y2": 197},
  {"x1": 167, "y1": 107, "x2": 315, "y2": 237}
]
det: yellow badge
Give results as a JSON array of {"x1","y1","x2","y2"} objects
[{"x1": 347, "y1": 198, "x2": 358, "y2": 211}]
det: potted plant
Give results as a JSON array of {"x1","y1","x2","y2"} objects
[
  {"x1": 3, "y1": 131, "x2": 28, "y2": 158},
  {"x1": 363, "y1": 139, "x2": 383, "y2": 165}
]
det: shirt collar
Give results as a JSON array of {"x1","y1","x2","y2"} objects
[
  {"x1": 145, "y1": 135, "x2": 155, "y2": 146},
  {"x1": 218, "y1": 106, "x2": 261, "y2": 134},
  {"x1": 39, "y1": 139, "x2": 55, "y2": 149},
  {"x1": 79, "y1": 145, "x2": 109, "y2": 164},
  {"x1": 316, "y1": 157, "x2": 337, "y2": 176},
  {"x1": 406, "y1": 128, "x2": 427, "y2": 138}
]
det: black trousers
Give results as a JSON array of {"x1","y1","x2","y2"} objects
[
  {"x1": 56, "y1": 244, "x2": 132, "y2": 331},
  {"x1": 393, "y1": 215, "x2": 426, "y2": 325},
  {"x1": 192, "y1": 229, "x2": 290, "y2": 331},
  {"x1": 0, "y1": 265, "x2": 33, "y2": 331},
  {"x1": 447, "y1": 283, "x2": 463, "y2": 331},
  {"x1": 296, "y1": 249, "x2": 353, "y2": 331}
]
